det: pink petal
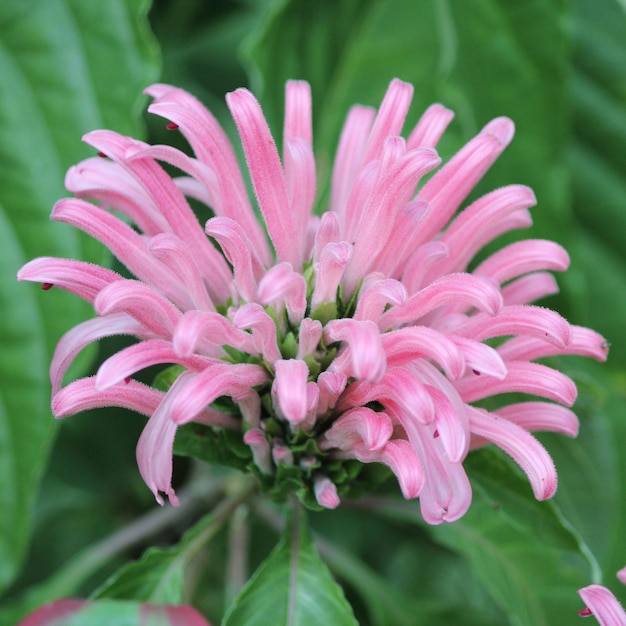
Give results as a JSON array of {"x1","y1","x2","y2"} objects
[
  {"x1": 431, "y1": 185, "x2": 536, "y2": 278},
  {"x1": 322, "y1": 406, "x2": 393, "y2": 452},
  {"x1": 66, "y1": 155, "x2": 170, "y2": 234},
  {"x1": 243, "y1": 428, "x2": 272, "y2": 474},
  {"x1": 136, "y1": 374, "x2": 191, "y2": 506},
  {"x1": 51, "y1": 198, "x2": 190, "y2": 308},
  {"x1": 382, "y1": 326, "x2": 465, "y2": 379},
  {"x1": 284, "y1": 137, "x2": 316, "y2": 240},
  {"x1": 501, "y1": 271, "x2": 560, "y2": 305},
  {"x1": 94, "y1": 279, "x2": 182, "y2": 338},
  {"x1": 83, "y1": 130, "x2": 232, "y2": 301},
  {"x1": 232, "y1": 303, "x2": 282, "y2": 363},
  {"x1": 354, "y1": 278, "x2": 407, "y2": 324},
  {"x1": 448, "y1": 336, "x2": 508, "y2": 379},
  {"x1": 380, "y1": 273, "x2": 503, "y2": 329},
  {"x1": 314, "y1": 476, "x2": 340, "y2": 509},
  {"x1": 378, "y1": 439, "x2": 425, "y2": 499},
  {"x1": 145, "y1": 84, "x2": 271, "y2": 264},
  {"x1": 150, "y1": 233, "x2": 215, "y2": 311},
  {"x1": 360, "y1": 78, "x2": 414, "y2": 165},
  {"x1": 325, "y1": 319, "x2": 387, "y2": 383},
  {"x1": 272, "y1": 359, "x2": 309, "y2": 425},
  {"x1": 257, "y1": 263, "x2": 307, "y2": 326},
  {"x1": 52, "y1": 376, "x2": 163, "y2": 418},
  {"x1": 343, "y1": 143, "x2": 441, "y2": 290},
  {"x1": 95, "y1": 339, "x2": 213, "y2": 389},
  {"x1": 455, "y1": 361, "x2": 577, "y2": 406},
  {"x1": 578, "y1": 585, "x2": 626, "y2": 625},
  {"x1": 497, "y1": 325, "x2": 609, "y2": 362},
  {"x1": 226, "y1": 88, "x2": 302, "y2": 268},
  {"x1": 169, "y1": 363, "x2": 268, "y2": 424},
  {"x1": 407, "y1": 103, "x2": 455, "y2": 149},
  {"x1": 468, "y1": 406, "x2": 557, "y2": 500},
  {"x1": 173, "y1": 310, "x2": 256, "y2": 358},
  {"x1": 473, "y1": 239, "x2": 569, "y2": 285},
  {"x1": 455, "y1": 304, "x2": 573, "y2": 348},
  {"x1": 17, "y1": 257, "x2": 121, "y2": 304},
  {"x1": 415, "y1": 117, "x2": 516, "y2": 246},
  {"x1": 297, "y1": 318, "x2": 323, "y2": 359},
  {"x1": 311, "y1": 242, "x2": 352, "y2": 309},
  {"x1": 330, "y1": 105, "x2": 375, "y2": 217},
  {"x1": 317, "y1": 371, "x2": 347, "y2": 414},
  {"x1": 495, "y1": 402, "x2": 579, "y2": 437},
  {"x1": 50, "y1": 313, "x2": 148, "y2": 395},
  {"x1": 205, "y1": 216, "x2": 261, "y2": 302},
  {"x1": 313, "y1": 211, "x2": 341, "y2": 262}
]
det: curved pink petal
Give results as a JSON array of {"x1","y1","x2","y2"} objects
[
  {"x1": 311, "y1": 242, "x2": 352, "y2": 309},
  {"x1": 173, "y1": 310, "x2": 256, "y2": 358},
  {"x1": 495, "y1": 402, "x2": 579, "y2": 437},
  {"x1": 95, "y1": 339, "x2": 214, "y2": 389},
  {"x1": 51, "y1": 313, "x2": 147, "y2": 395},
  {"x1": 145, "y1": 84, "x2": 271, "y2": 264},
  {"x1": 257, "y1": 263, "x2": 307, "y2": 325},
  {"x1": 94, "y1": 279, "x2": 182, "y2": 338},
  {"x1": 455, "y1": 361, "x2": 577, "y2": 406},
  {"x1": 325, "y1": 318, "x2": 387, "y2": 383},
  {"x1": 227, "y1": 88, "x2": 302, "y2": 268},
  {"x1": 468, "y1": 406, "x2": 557, "y2": 500},
  {"x1": 169, "y1": 363, "x2": 268, "y2": 424},
  {"x1": 407, "y1": 103, "x2": 454, "y2": 149},
  {"x1": 578, "y1": 585, "x2": 626, "y2": 625},
  {"x1": 149, "y1": 233, "x2": 215, "y2": 311},
  {"x1": 381, "y1": 273, "x2": 503, "y2": 329},
  {"x1": 53, "y1": 376, "x2": 163, "y2": 418},
  {"x1": 232, "y1": 303, "x2": 282, "y2": 363},
  {"x1": 382, "y1": 326, "x2": 465, "y2": 379},
  {"x1": 17, "y1": 257, "x2": 122, "y2": 304},
  {"x1": 205, "y1": 216, "x2": 261, "y2": 302},
  {"x1": 473, "y1": 239, "x2": 569, "y2": 285}
]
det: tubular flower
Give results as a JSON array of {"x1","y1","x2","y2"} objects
[{"x1": 18, "y1": 79, "x2": 608, "y2": 523}]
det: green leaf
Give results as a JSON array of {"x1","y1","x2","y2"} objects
[
  {"x1": 223, "y1": 503, "x2": 357, "y2": 626},
  {"x1": 246, "y1": 0, "x2": 572, "y2": 243},
  {"x1": 0, "y1": 0, "x2": 159, "y2": 594},
  {"x1": 376, "y1": 448, "x2": 592, "y2": 626},
  {"x1": 93, "y1": 513, "x2": 221, "y2": 603},
  {"x1": 567, "y1": 0, "x2": 626, "y2": 364}
]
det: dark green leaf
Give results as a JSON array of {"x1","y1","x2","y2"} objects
[
  {"x1": 223, "y1": 504, "x2": 357, "y2": 626},
  {"x1": 92, "y1": 514, "x2": 213, "y2": 603},
  {"x1": 0, "y1": 0, "x2": 159, "y2": 593}
]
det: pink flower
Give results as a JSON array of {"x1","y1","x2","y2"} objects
[
  {"x1": 18, "y1": 79, "x2": 608, "y2": 522},
  {"x1": 578, "y1": 579, "x2": 626, "y2": 625}
]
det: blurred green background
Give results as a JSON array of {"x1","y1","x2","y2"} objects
[{"x1": 1, "y1": 0, "x2": 625, "y2": 624}]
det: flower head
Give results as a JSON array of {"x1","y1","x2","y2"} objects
[{"x1": 18, "y1": 79, "x2": 608, "y2": 523}]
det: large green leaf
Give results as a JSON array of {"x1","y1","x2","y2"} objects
[
  {"x1": 0, "y1": 0, "x2": 159, "y2": 594},
  {"x1": 223, "y1": 504, "x2": 357, "y2": 626},
  {"x1": 245, "y1": 0, "x2": 572, "y2": 243},
  {"x1": 92, "y1": 484, "x2": 256, "y2": 604},
  {"x1": 568, "y1": 0, "x2": 626, "y2": 362},
  {"x1": 376, "y1": 449, "x2": 592, "y2": 626}
]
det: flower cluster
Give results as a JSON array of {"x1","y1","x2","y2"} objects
[{"x1": 18, "y1": 79, "x2": 607, "y2": 523}]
